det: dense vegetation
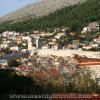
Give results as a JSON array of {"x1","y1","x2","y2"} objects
[
  {"x1": 0, "y1": 0, "x2": 100, "y2": 33},
  {"x1": 0, "y1": 67, "x2": 100, "y2": 99},
  {"x1": 0, "y1": 54, "x2": 100, "y2": 99},
  {"x1": 7, "y1": 59, "x2": 21, "y2": 67},
  {"x1": 0, "y1": 69, "x2": 43, "y2": 99}
]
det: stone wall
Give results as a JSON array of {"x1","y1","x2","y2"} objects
[{"x1": 38, "y1": 49, "x2": 100, "y2": 59}]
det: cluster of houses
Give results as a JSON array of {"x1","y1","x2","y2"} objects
[
  {"x1": 82, "y1": 36, "x2": 100, "y2": 50},
  {"x1": 0, "y1": 30, "x2": 66, "y2": 67},
  {"x1": 0, "y1": 22, "x2": 100, "y2": 81},
  {"x1": 0, "y1": 22, "x2": 99, "y2": 53},
  {"x1": 81, "y1": 22, "x2": 99, "y2": 33},
  {"x1": 0, "y1": 31, "x2": 26, "y2": 51},
  {"x1": 0, "y1": 31, "x2": 67, "y2": 56}
]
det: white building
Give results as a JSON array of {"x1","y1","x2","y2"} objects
[
  {"x1": 22, "y1": 43, "x2": 27, "y2": 46},
  {"x1": 81, "y1": 27, "x2": 88, "y2": 33},
  {"x1": 14, "y1": 32, "x2": 19, "y2": 36},
  {"x1": 0, "y1": 43, "x2": 10, "y2": 48},
  {"x1": 22, "y1": 36, "x2": 30, "y2": 41},
  {"x1": 10, "y1": 46, "x2": 21, "y2": 51},
  {"x1": 2, "y1": 31, "x2": 19, "y2": 37},
  {"x1": 55, "y1": 32, "x2": 66, "y2": 39},
  {"x1": 82, "y1": 46, "x2": 92, "y2": 50},
  {"x1": 2, "y1": 31, "x2": 8, "y2": 37},
  {"x1": 81, "y1": 22, "x2": 99, "y2": 33},
  {"x1": 16, "y1": 36, "x2": 23, "y2": 44},
  {"x1": 94, "y1": 36, "x2": 100, "y2": 44},
  {"x1": 21, "y1": 49, "x2": 28, "y2": 52},
  {"x1": 55, "y1": 35, "x2": 61, "y2": 39},
  {"x1": 91, "y1": 44, "x2": 99, "y2": 48}
]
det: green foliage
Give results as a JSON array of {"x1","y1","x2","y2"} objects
[
  {"x1": 1, "y1": 48, "x2": 10, "y2": 54},
  {"x1": 61, "y1": 34, "x2": 73, "y2": 44},
  {"x1": 88, "y1": 47, "x2": 100, "y2": 51},
  {"x1": 0, "y1": 67, "x2": 99, "y2": 99},
  {"x1": 0, "y1": 0, "x2": 100, "y2": 33},
  {"x1": 0, "y1": 69, "x2": 43, "y2": 99},
  {"x1": 7, "y1": 59, "x2": 21, "y2": 67}
]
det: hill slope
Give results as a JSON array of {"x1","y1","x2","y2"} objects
[
  {"x1": 0, "y1": 0, "x2": 100, "y2": 33},
  {"x1": 0, "y1": 0, "x2": 86, "y2": 23}
]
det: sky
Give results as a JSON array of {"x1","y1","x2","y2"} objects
[{"x1": 0, "y1": 0, "x2": 40, "y2": 17}]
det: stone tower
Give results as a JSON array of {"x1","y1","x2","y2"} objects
[
  {"x1": 36, "y1": 36, "x2": 42, "y2": 49},
  {"x1": 28, "y1": 36, "x2": 34, "y2": 51}
]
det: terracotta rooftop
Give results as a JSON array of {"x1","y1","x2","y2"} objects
[{"x1": 74, "y1": 55, "x2": 100, "y2": 66}]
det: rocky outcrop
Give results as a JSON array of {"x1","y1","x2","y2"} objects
[{"x1": 0, "y1": 0, "x2": 87, "y2": 23}]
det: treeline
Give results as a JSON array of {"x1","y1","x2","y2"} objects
[{"x1": 0, "y1": 0, "x2": 100, "y2": 33}]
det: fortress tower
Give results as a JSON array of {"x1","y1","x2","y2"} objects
[
  {"x1": 28, "y1": 36, "x2": 34, "y2": 51},
  {"x1": 36, "y1": 36, "x2": 42, "y2": 49}
]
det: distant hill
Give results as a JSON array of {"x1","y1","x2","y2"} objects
[
  {"x1": 0, "y1": 0, "x2": 100, "y2": 33},
  {"x1": 0, "y1": 0, "x2": 87, "y2": 23}
]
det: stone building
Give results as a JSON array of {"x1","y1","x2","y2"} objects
[
  {"x1": 81, "y1": 22, "x2": 99, "y2": 33},
  {"x1": 28, "y1": 36, "x2": 34, "y2": 51},
  {"x1": 36, "y1": 36, "x2": 42, "y2": 49}
]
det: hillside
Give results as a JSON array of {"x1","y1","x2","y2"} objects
[
  {"x1": 0, "y1": 0, "x2": 86, "y2": 23},
  {"x1": 0, "y1": 0, "x2": 100, "y2": 33}
]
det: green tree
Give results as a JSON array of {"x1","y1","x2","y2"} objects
[{"x1": 7, "y1": 59, "x2": 21, "y2": 67}]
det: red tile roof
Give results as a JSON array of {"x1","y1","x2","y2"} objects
[
  {"x1": 74, "y1": 56, "x2": 100, "y2": 66},
  {"x1": 51, "y1": 67, "x2": 57, "y2": 77}
]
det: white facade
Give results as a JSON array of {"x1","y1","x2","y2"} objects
[
  {"x1": 10, "y1": 46, "x2": 20, "y2": 51},
  {"x1": 82, "y1": 46, "x2": 92, "y2": 50},
  {"x1": 55, "y1": 35, "x2": 60, "y2": 39},
  {"x1": 0, "y1": 43, "x2": 10, "y2": 48},
  {"x1": 16, "y1": 37, "x2": 22, "y2": 44},
  {"x1": 87, "y1": 22, "x2": 99, "y2": 32},
  {"x1": 21, "y1": 49, "x2": 27, "y2": 52},
  {"x1": 42, "y1": 46, "x2": 48, "y2": 49},
  {"x1": 81, "y1": 27, "x2": 88, "y2": 33},
  {"x1": 38, "y1": 49, "x2": 100, "y2": 59},
  {"x1": 81, "y1": 22, "x2": 99, "y2": 33},
  {"x1": 22, "y1": 36, "x2": 30, "y2": 41},
  {"x1": 94, "y1": 37, "x2": 100, "y2": 44},
  {"x1": 2, "y1": 31, "x2": 19, "y2": 37},
  {"x1": 22, "y1": 43, "x2": 27, "y2": 46},
  {"x1": 14, "y1": 32, "x2": 19, "y2": 36},
  {"x1": 91, "y1": 44, "x2": 99, "y2": 48}
]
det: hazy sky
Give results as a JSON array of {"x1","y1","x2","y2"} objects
[{"x1": 0, "y1": 0, "x2": 40, "y2": 17}]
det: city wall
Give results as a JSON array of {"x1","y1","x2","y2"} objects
[{"x1": 38, "y1": 49, "x2": 100, "y2": 58}]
